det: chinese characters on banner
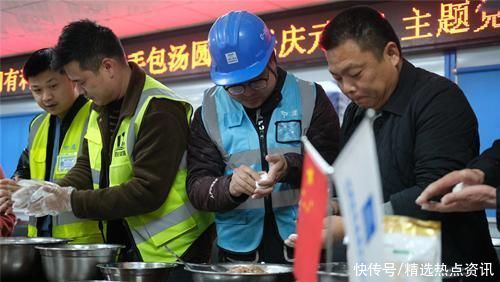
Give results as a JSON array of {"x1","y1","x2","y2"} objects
[
  {"x1": 401, "y1": 0, "x2": 499, "y2": 41},
  {"x1": 1, "y1": 0, "x2": 499, "y2": 97},
  {"x1": 0, "y1": 68, "x2": 29, "y2": 95}
]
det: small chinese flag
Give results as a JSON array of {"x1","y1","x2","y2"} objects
[{"x1": 294, "y1": 138, "x2": 330, "y2": 282}]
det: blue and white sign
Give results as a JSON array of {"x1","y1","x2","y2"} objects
[{"x1": 333, "y1": 109, "x2": 385, "y2": 282}]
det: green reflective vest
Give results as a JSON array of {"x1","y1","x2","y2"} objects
[
  {"x1": 28, "y1": 100, "x2": 103, "y2": 243},
  {"x1": 86, "y1": 75, "x2": 213, "y2": 263}
]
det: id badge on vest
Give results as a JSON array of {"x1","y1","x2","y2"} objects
[
  {"x1": 56, "y1": 153, "x2": 77, "y2": 173},
  {"x1": 275, "y1": 120, "x2": 302, "y2": 143}
]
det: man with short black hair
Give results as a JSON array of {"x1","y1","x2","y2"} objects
[
  {"x1": 0, "y1": 48, "x2": 102, "y2": 242},
  {"x1": 25, "y1": 21, "x2": 214, "y2": 271},
  {"x1": 320, "y1": 6, "x2": 498, "y2": 278}
]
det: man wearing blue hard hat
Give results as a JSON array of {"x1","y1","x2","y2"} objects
[{"x1": 186, "y1": 10, "x2": 341, "y2": 263}]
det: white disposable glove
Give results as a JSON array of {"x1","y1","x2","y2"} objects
[
  {"x1": 12, "y1": 180, "x2": 59, "y2": 209},
  {"x1": 26, "y1": 186, "x2": 74, "y2": 217}
]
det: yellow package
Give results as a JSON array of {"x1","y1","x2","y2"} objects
[{"x1": 383, "y1": 215, "x2": 441, "y2": 282}]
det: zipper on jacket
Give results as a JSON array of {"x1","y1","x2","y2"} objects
[{"x1": 255, "y1": 109, "x2": 272, "y2": 214}]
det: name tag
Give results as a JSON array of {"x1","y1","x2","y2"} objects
[
  {"x1": 276, "y1": 120, "x2": 302, "y2": 143},
  {"x1": 57, "y1": 154, "x2": 77, "y2": 172}
]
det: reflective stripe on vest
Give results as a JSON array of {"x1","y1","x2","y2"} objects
[
  {"x1": 201, "y1": 72, "x2": 316, "y2": 253},
  {"x1": 234, "y1": 189, "x2": 300, "y2": 210},
  {"x1": 86, "y1": 75, "x2": 213, "y2": 262},
  {"x1": 27, "y1": 101, "x2": 102, "y2": 243},
  {"x1": 225, "y1": 147, "x2": 301, "y2": 171},
  {"x1": 29, "y1": 211, "x2": 83, "y2": 227},
  {"x1": 89, "y1": 88, "x2": 190, "y2": 187},
  {"x1": 131, "y1": 200, "x2": 197, "y2": 244}
]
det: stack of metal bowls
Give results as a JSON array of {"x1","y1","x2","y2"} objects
[
  {"x1": 184, "y1": 263, "x2": 294, "y2": 282},
  {"x1": 36, "y1": 244, "x2": 124, "y2": 281},
  {"x1": 317, "y1": 262, "x2": 349, "y2": 282},
  {"x1": 0, "y1": 237, "x2": 70, "y2": 280},
  {"x1": 97, "y1": 262, "x2": 177, "y2": 282}
]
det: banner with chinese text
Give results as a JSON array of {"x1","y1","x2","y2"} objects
[{"x1": 1, "y1": 0, "x2": 498, "y2": 99}]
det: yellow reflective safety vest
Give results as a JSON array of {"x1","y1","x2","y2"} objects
[
  {"x1": 28, "y1": 100, "x2": 103, "y2": 243},
  {"x1": 86, "y1": 75, "x2": 213, "y2": 263}
]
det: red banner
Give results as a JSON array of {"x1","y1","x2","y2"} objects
[{"x1": 294, "y1": 142, "x2": 329, "y2": 282}]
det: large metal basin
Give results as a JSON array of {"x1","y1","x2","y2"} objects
[
  {"x1": 98, "y1": 262, "x2": 177, "y2": 282},
  {"x1": 185, "y1": 263, "x2": 294, "y2": 282},
  {"x1": 318, "y1": 262, "x2": 349, "y2": 282},
  {"x1": 36, "y1": 244, "x2": 124, "y2": 282},
  {"x1": 0, "y1": 236, "x2": 70, "y2": 280}
]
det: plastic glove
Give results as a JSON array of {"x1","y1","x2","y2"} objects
[
  {"x1": 26, "y1": 186, "x2": 74, "y2": 217},
  {"x1": 11, "y1": 180, "x2": 59, "y2": 209},
  {"x1": 12, "y1": 187, "x2": 38, "y2": 209}
]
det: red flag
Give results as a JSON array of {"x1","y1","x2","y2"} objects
[{"x1": 294, "y1": 138, "x2": 330, "y2": 282}]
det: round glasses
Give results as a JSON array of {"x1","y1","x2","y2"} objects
[{"x1": 223, "y1": 66, "x2": 277, "y2": 95}]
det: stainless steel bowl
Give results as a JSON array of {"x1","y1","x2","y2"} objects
[
  {"x1": 318, "y1": 262, "x2": 349, "y2": 282},
  {"x1": 185, "y1": 263, "x2": 294, "y2": 282},
  {"x1": 36, "y1": 244, "x2": 124, "y2": 282},
  {"x1": 98, "y1": 262, "x2": 177, "y2": 282},
  {"x1": 0, "y1": 236, "x2": 70, "y2": 280}
]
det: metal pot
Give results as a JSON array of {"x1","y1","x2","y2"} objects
[
  {"x1": 0, "y1": 236, "x2": 70, "y2": 280},
  {"x1": 185, "y1": 263, "x2": 294, "y2": 282},
  {"x1": 36, "y1": 244, "x2": 124, "y2": 282},
  {"x1": 317, "y1": 262, "x2": 349, "y2": 282},
  {"x1": 97, "y1": 262, "x2": 177, "y2": 282}
]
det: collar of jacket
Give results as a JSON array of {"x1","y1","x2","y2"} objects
[
  {"x1": 91, "y1": 61, "x2": 146, "y2": 120},
  {"x1": 380, "y1": 59, "x2": 418, "y2": 116}
]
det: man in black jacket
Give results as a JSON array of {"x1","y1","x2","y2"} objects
[
  {"x1": 320, "y1": 6, "x2": 498, "y2": 280},
  {"x1": 187, "y1": 10, "x2": 340, "y2": 263},
  {"x1": 417, "y1": 140, "x2": 500, "y2": 231}
]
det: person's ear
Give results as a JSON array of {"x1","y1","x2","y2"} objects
[
  {"x1": 384, "y1": 42, "x2": 401, "y2": 67},
  {"x1": 101, "y1": 58, "x2": 115, "y2": 79}
]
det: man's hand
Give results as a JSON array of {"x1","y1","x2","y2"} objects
[
  {"x1": 229, "y1": 165, "x2": 259, "y2": 197},
  {"x1": 420, "y1": 184, "x2": 496, "y2": 212},
  {"x1": 263, "y1": 154, "x2": 288, "y2": 185},
  {"x1": 321, "y1": 215, "x2": 345, "y2": 246},
  {"x1": 0, "y1": 189, "x2": 13, "y2": 215},
  {"x1": 416, "y1": 168, "x2": 496, "y2": 213},
  {"x1": 253, "y1": 172, "x2": 272, "y2": 199},
  {"x1": 284, "y1": 216, "x2": 345, "y2": 248},
  {"x1": 26, "y1": 186, "x2": 74, "y2": 217},
  {"x1": 253, "y1": 154, "x2": 288, "y2": 199},
  {"x1": 416, "y1": 169, "x2": 485, "y2": 205},
  {"x1": 0, "y1": 179, "x2": 21, "y2": 192}
]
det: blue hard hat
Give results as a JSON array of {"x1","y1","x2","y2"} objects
[{"x1": 208, "y1": 11, "x2": 276, "y2": 86}]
